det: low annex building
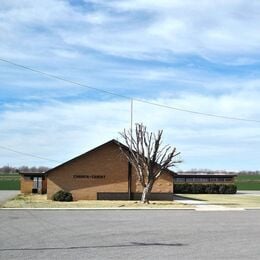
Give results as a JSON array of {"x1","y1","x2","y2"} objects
[
  {"x1": 19, "y1": 172, "x2": 47, "y2": 194},
  {"x1": 46, "y1": 140, "x2": 174, "y2": 201},
  {"x1": 174, "y1": 172, "x2": 237, "y2": 184}
]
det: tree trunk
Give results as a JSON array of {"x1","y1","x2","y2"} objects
[
  {"x1": 141, "y1": 180, "x2": 154, "y2": 204},
  {"x1": 141, "y1": 186, "x2": 149, "y2": 204}
]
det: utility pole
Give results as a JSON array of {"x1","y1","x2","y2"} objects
[
  {"x1": 128, "y1": 99, "x2": 133, "y2": 200},
  {"x1": 130, "y1": 98, "x2": 133, "y2": 145}
]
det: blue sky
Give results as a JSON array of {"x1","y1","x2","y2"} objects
[{"x1": 1, "y1": 0, "x2": 260, "y2": 170}]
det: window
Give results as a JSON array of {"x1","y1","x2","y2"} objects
[
  {"x1": 196, "y1": 178, "x2": 209, "y2": 183},
  {"x1": 224, "y1": 177, "x2": 233, "y2": 182},
  {"x1": 175, "y1": 178, "x2": 185, "y2": 183}
]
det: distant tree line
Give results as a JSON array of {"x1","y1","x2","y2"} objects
[
  {"x1": 0, "y1": 165, "x2": 50, "y2": 174},
  {"x1": 179, "y1": 169, "x2": 260, "y2": 175},
  {"x1": 237, "y1": 171, "x2": 260, "y2": 175}
]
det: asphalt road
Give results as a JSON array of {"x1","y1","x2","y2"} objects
[{"x1": 0, "y1": 210, "x2": 259, "y2": 260}]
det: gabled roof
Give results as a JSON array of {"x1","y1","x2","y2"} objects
[
  {"x1": 46, "y1": 139, "x2": 122, "y2": 175},
  {"x1": 46, "y1": 139, "x2": 175, "y2": 176}
]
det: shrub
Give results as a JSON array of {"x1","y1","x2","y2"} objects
[
  {"x1": 181, "y1": 183, "x2": 190, "y2": 193},
  {"x1": 52, "y1": 190, "x2": 73, "y2": 202},
  {"x1": 205, "y1": 185, "x2": 213, "y2": 194},
  {"x1": 191, "y1": 184, "x2": 202, "y2": 194},
  {"x1": 218, "y1": 184, "x2": 226, "y2": 194},
  {"x1": 225, "y1": 184, "x2": 237, "y2": 194},
  {"x1": 174, "y1": 183, "x2": 192, "y2": 193},
  {"x1": 212, "y1": 184, "x2": 219, "y2": 194}
]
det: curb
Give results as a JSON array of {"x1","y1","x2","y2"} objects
[
  {"x1": 0, "y1": 207, "x2": 195, "y2": 210},
  {"x1": 1, "y1": 207, "x2": 260, "y2": 211}
]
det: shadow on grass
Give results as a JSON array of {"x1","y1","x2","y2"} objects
[
  {"x1": 0, "y1": 242, "x2": 187, "y2": 251},
  {"x1": 173, "y1": 195, "x2": 207, "y2": 202}
]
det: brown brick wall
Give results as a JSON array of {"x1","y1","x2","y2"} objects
[
  {"x1": 42, "y1": 178, "x2": 47, "y2": 194},
  {"x1": 20, "y1": 176, "x2": 33, "y2": 194},
  {"x1": 131, "y1": 168, "x2": 173, "y2": 193},
  {"x1": 47, "y1": 142, "x2": 174, "y2": 200},
  {"x1": 47, "y1": 142, "x2": 129, "y2": 200}
]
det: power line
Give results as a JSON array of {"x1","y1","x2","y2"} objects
[
  {"x1": 134, "y1": 99, "x2": 260, "y2": 123},
  {"x1": 0, "y1": 58, "x2": 128, "y2": 99},
  {"x1": 0, "y1": 57, "x2": 260, "y2": 123},
  {"x1": 0, "y1": 145, "x2": 60, "y2": 163}
]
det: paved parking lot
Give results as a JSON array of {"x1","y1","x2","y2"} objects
[
  {"x1": 0, "y1": 190, "x2": 19, "y2": 206},
  {"x1": 0, "y1": 209, "x2": 259, "y2": 259},
  {"x1": 237, "y1": 190, "x2": 260, "y2": 195}
]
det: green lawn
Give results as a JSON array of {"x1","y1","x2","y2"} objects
[
  {"x1": 0, "y1": 173, "x2": 20, "y2": 190},
  {"x1": 235, "y1": 174, "x2": 260, "y2": 190}
]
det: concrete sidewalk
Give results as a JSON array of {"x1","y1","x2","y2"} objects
[
  {"x1": 174, "y1": 195, "x2": 245, "y2": 211},
  {"x1": 237, "y1": 190, "x2": 260, "y2": 195}
]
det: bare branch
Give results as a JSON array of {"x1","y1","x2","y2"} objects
[{"x1": 119, "y1": 123, "x2": 181, "y2": 203}]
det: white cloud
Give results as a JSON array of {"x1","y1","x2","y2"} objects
[
  {"x1": 1, "y1": 0, "x2": 260, "y2": 63},
  {"x1": 1, "y1": 91, "x2": 260, "y2": 170},
  {"x1": 71, "y1": 0, "x2": 260, "y2": 62}
]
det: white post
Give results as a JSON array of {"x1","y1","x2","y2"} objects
[{"x1": 130, "y1": 99, "x2": 133, "y2": 148}]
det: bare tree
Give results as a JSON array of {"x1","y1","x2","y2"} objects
[{"x1": 120, "y1": 123, "x2": 181, "y2": 203}]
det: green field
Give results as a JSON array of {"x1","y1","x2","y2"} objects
[
  {"x1": 235, "y1": 174, "x2": 260, "y2": 190},
  {"x1": 0, "y1": 173, "x2": 20, "y2": 190}
]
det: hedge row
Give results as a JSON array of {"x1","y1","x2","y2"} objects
[{"x1": 174, "y1": 183, "x2": 237, "y2": 194}]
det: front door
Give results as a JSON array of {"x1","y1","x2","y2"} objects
[{"x1": 32, "y1": 177, "x2": 42, "y2": 194}]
